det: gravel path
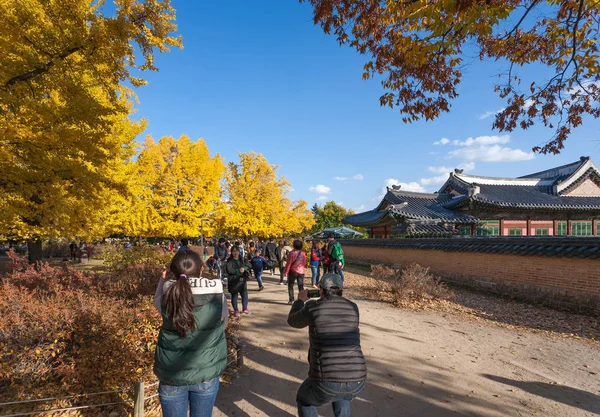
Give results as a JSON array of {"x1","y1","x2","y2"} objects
[{"x1": 213, "y1": 271, "x2": 599, "y2": 417}]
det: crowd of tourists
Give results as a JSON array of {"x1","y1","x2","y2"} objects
[{"x1": 153, "y1": 234, "x2": 365, "y2": 417}]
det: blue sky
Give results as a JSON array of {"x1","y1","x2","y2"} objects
[{"x1": 132, "y1": 0, "x2": 600, "y2": 213}]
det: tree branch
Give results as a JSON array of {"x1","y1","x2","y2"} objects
[
  {"x1": 4, "y1": 46, "x2": 81, "y2": 87},
  {"x1": 504, "y1": 0, "x2": 541, "y2": 39}
]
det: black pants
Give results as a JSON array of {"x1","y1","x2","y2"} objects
[
  {"x1": 278, "y1": 261, "x2": 285, "y2": 283},
  {"x1": 288, "y1": 271, "x2": 304, "y2": 302}
]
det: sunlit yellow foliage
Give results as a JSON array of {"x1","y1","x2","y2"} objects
[
  {"x1": 0, "y1": 0, "x2": 182, "y2": 239},
  {"x1": 217, "y1": 152, "x2": 314, "y2": 238},
  {"x1": 119, "y1": 135, "x2": 226, "y2": 238}
]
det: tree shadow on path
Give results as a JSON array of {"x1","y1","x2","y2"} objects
[
  {"x1": 482, "y1": 374, "x2": 600, "y2": 415},
  {"x1": 214, "y1": 286, "x2": 520, "y2": 417}
]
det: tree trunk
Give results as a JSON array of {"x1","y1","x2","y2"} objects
[{"x1": 27, "y1": 238, "x2": 43, "y2": 264}]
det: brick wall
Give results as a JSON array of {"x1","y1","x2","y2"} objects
[{"x1": 341, "y1": 239, "x2": 600, "y2": 314}]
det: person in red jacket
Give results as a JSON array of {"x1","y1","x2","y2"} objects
[{"x1": 284, "y1": 240, "x2": 306, "y2": 305}]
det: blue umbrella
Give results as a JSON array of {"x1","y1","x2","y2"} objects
[{"x1": 313, "y1": 226, "x2": 363, "y2": 239}]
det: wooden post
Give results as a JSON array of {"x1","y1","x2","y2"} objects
[
  {"x1": 553, "y1": 220, "x2": 558, "y2": 236},
  {"x1": 567, "y1": 219, "x2": 572, "y2": 236},
  {"x1": 499, "y1": 219, "x2": 505, "y2": 236},
  {"x1": 133, "y1": 381, "x2": 144, "y2": 417},
  {"x1": 237, "y1": 341, "x2": 244, "y2": 367},
  {"x1": 526, "y1": 219, "x2": 531, "y2": 236}
]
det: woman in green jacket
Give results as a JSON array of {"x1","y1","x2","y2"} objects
[
  {"x1": 225, "y1": 246, "x2": 251, "y2": 317},
  {"x1": 153, "y1": 249, "x2": 228, "y2": 417}
]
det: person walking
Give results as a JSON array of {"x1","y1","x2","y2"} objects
[
  {"x1": 226, "y1": 246, "x2": 251, "y2": 317},
  {"x1": 309, "y1": 242, "x2": 322, "y2": 288},
  {"x1": 321, "y1": 243, "x2": 330, "y2": 277},
  {"x1": 326, "y1": 236, "x2": 345, "y2": 285},
  {"x1": 178, "y1": 238, "x2": 189, "y2": 251},
  {"x1": 250, "y1": 249, "x2": 266, "y2": 291},
  {"x1": 246, "y1": 241, "x2": 256, "y2": 262},
  {"x1": 287, "y1": 274, "x2": 367, "y2": 417},
  {"x1": 153, "y1": 249, "x2": 228, "y2": 417},
  {"x1": 283, "y1": 240, "x2": 306, "y2": 305},
  {"x1": 264, "y1": 238, "x2": 278, "y2": 275},
  {"x1": 235, "y1": 241, "x2": 245, "y2": 259},
  {"x1": 214, "y1": 238, "x2": 229, "y2": 282},
  {"x1": 275, "y1": 240, "x2": 288, "y2": 285},
  {"x1": 69, "y1": 241, "x2": 77, "y2": 261}
]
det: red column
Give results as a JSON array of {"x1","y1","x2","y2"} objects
[
  {"x1": 526, "y1": 219, "x2": 531, "y2": 236},
  {"x1": 593, "y1": 221, "x2": 598, "y2": 236},
  {"x1": 553, "y1": 220, "x2": 558, "y2": 236},
  {"x1": 499, "y1": 219, "x2": 505, "y2": 236},
  {"x1": 567, "y1": 220, "x2": 572, "y2": 236}
]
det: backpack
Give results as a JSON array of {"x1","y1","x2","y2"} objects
[{"x1": 330, "y1": 242, "x2": 344, "y2": 263}]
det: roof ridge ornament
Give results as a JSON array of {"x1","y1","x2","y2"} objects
[
  {"x1": 454, "y1": 168, "x2": 464, "y2": 174},
  {"x1": 469, "y1": 185, "x2": 481, "y2": 197}
]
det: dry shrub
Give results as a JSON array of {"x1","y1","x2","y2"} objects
[
  {"x1": 0, "y1": 249, "x2": 236, "y2": 415},
  {"x1": 370, "y1": 263, "x2": 455, "y2": 308},
  {"x1": 103, "y1": 245, "x2": 172, "y2": 271}
]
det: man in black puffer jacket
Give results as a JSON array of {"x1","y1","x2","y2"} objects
[{"x1": 287, "y1": 274, "x2": 367, "y2": 417}]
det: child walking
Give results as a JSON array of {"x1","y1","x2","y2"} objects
[{"x1": 250, "y1": 250, "x2": 266, "y2": 291}]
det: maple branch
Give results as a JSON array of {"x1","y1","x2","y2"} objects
[
  {"x1": 504, "y1": 0, "x2": 541, "y2": 40},
  {"x1": 4, "y1": 46, "x2": 81, "y2": 87}
]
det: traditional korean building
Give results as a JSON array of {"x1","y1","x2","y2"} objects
[{"x1": 344, "y1": 156, "x2": 600, "y2": 238}]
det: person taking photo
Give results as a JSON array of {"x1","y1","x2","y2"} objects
[
  {"x1": 153, "y1": 249, "x2": 228, "y2": 417},
  {"x1": 287, "y1": 273, "x2": 367, "y2": 417}
]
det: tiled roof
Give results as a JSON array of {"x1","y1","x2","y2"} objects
[
  {"x1": 343, "y1": 209, "x2": 396, "y2": 228},
  {"x1": 445, "y1": 184, "x2": 600, "y2": 210},
  {"x1": 345, "y1": 190, "x2": 476, "y2": 227},
  {"x1": 339, "y1": 237, "x2": 600, "y2": 259},
  {"x1": 519, "y1": 157, "x2": 587, "y2": 180},
  {"x1": 392, "y1": 222, "x2": 458, "y2": 237},
  {"x1": 384, "y1": 191, "x2": 476, "y2": 223}
]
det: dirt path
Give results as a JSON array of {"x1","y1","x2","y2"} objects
[{"x1": 214, "y1": 272, "x2": 599, "y2": 417}]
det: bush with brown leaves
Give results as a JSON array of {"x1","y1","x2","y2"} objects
[
  {"x1": 0, "y1": 249, "x2": 236, "y2": 415},
  {"x1": 370, "y1": 263, "x2": 455, "y2": 308}
]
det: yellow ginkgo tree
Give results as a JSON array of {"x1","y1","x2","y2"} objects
[
  {"x1": 0, "y1": 0, "x2": 182, "y2": 261},
  {"x1": 217, "y1": 152, "x2": 314, "y2": 238},
  {"x1": 121, "y1": 135, "x2": 226, "y2": 239}
]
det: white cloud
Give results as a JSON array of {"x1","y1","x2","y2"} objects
[
  {"x1": 420, "y1": 162, "x2": 476, "y2": 186},
  {"x1": 452, "y1": 135, "x2": 510, "y2": 147},
  {"x1": 432, "y1": 135, "x2": 533, "y2": 163},
  {"x1": 309, "y1": 184, "x2": 331, "y2": 194},
  {"x1": 433, "y1": 137, "x2": 450, "y2": 145},
  {"x1": 479, "y1": 108, "x2": 505, "y2": 120},
  {"x1": 448, "y1": 144, "x2": 534, "y2": 162},
  {"x1": 334, "y1": 174, "x2": 364, "y2": 181},
  {"x1": 316, "y1": 196, "x2": 327, "y2": 202},
  {"x1": 420, "y1": 173, "x2": 450, "y2": 186},
  {"x1": 459, "y1": 161, "x2": 476, "y2": 171},
  {"x1": 379, "y1": 178, "x2": 426, "y2": 198},
  {"x1": 338, "y1": 202, "x2": 344, "y2": 206},
  {"x1": 353, "y1": 204, "x2": 366, "y2": 212}
]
